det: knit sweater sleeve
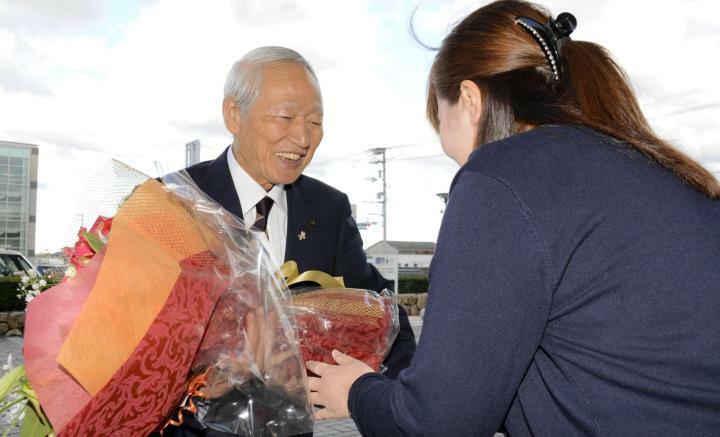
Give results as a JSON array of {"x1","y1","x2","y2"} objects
[{"x1": 348, "y1": 171, "x2": 553, "y2": 437}]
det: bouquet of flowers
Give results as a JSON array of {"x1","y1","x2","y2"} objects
[
  {"x1": 3, "y1": 160, "x2": 400, "y2": 436},
  {"x1": 16, "y1": 270, "x2": 53, "y2": 304},
  {"x1": 62, "y1": 215, "x2": 113, "y2": 277},
  {"x1": 20, "y1": 164, "x2": 312, "y2": 436}
]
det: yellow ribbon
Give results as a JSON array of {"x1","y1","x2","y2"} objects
[{"x1": 280, "y1": 260, "x2": 345, "y2": 289}]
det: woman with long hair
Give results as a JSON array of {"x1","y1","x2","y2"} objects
[{"x1": 307, "y1": 1, "x2": 720, "y2": 435}]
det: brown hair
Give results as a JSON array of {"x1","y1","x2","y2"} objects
[{"x1": 426, "y1": 0, "x2": 720, "y2": 198}]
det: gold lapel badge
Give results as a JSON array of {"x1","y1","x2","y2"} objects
[{"x1": 298, "y1": 230, "x2": 306, "y2": 240}]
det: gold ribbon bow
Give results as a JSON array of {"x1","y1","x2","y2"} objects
[{"x1": 280, "y1": 260, "x2": 345, "y2": 289}]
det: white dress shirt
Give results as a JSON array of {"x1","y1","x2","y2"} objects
[{"x1": 226, "y1": 147, "x2": 287, "y2": 264}]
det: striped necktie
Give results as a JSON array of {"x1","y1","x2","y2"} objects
[{"x1": 252, "y1": 196, "x2": 274, "y2": 234}]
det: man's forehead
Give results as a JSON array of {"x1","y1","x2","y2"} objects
[
  {"x1": 259, "y1": 63, "x2": 322, "y2": 109},
  {"x1": 270, "y1": 99, "x2": 323, "y2": 112}
]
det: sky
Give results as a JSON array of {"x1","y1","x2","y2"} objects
[{"x1": 1, "y1": 0, "x2": 719, "y2": 253}]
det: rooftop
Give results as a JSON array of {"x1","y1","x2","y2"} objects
[
  {"x1": 366, "y1": 240, "x2": 436, "y2": 255},
  {"x1": 0, "y1": 140, "x2": 38, "y2": 150}
]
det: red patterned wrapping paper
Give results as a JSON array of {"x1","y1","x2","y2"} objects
[
  {"x1": 58, "y1": 252, "x2": 227, "y2": 436},
  {"x1": 291, "y1": 288, "x2": 399, "y2": 372}
]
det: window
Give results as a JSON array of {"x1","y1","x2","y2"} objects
[{"x1": 0, "y1": 254, "x2": 32, "y2": 275}]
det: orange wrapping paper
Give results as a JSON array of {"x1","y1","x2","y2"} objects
[{"x1": 56, "y1": 179, "x2": 209, "y2": 395}]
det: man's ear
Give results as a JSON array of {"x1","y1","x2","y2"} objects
[
  {"x1": 223, "y1": 96, "x2": 243, "y2": 135},
  {"x1": 459, "y1": 79, "x2": 483, "y2": 126}
]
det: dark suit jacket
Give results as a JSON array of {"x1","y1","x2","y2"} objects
[{"x1": 184, "y1": 147, "x2": 416, "y2": 376}]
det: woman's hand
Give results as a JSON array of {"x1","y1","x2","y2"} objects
[{"x1": 306, "y1": 350, "x2": 375, "y2": 420}]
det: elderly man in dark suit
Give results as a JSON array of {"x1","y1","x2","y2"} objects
[{"x1": 168, "y1": 46, "x2": 415, "y2": 436}]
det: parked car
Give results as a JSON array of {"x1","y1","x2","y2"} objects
[
  {"x1": 0, "y1": 249, "x2": 35, "y2": 276},
  {"x1": 35, "y1": 264, "x2": 66, "y2": 279}
]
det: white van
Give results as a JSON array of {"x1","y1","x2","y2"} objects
[{"x1": 0, "y1": 249, "x2": 35, "y2": 276}]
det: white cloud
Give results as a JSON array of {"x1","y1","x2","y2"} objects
[
  {"x1": 0, "y1": 0, "x2": 718, "y2": 253},
  {"x1": 0, "y1": 0, "x2": 100, "y2": 34},
  {"x1": 0, "y1": 56, "x2": 53, "y2": 96}
]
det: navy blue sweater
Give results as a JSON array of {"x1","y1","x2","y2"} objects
[{"x1": 348, "y1": 125, "x2": 720, "y2": 436}]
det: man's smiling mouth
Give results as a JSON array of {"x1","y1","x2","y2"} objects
[{"x1": 276, "y1": 152, "x2": 302, "y2": 161}]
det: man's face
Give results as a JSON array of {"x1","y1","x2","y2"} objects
[{"x1": 226, "y1": 61, "x2": 324, "y2": 190}]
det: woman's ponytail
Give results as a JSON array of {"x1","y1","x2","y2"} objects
[
  {"x1": 562, "y1": 41, "x2": 720, "y2": 198},
  {"x1": 426, "y1": 0, "x2": 720, "y2": 198}
]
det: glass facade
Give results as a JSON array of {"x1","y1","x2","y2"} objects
[{"x1": 0, "y1": 143, "x2": 38, "y2": 257}]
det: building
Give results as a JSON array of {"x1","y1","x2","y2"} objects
[
  {"x1": 0, "y1": 141, "x2": 38, "y2": 257},
  {"x1": 185, "y1": 140, "x2": 201, "y2": 166},
  {"x1": 366, "y1": 240, "x2": 435, "y2": 277}
]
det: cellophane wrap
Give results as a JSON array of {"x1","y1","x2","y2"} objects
[
  {"x1": 291, "y1": 288, "x2": 399, "y2": 372},
  {"x1": 163, "y1": 170, "x2": 313, "y2": 436}
]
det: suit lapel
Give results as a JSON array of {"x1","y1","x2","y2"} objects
[
  {"x1": 198, "y1": 147, "x2": 244, "y2": 220},
  {"x1": 284, "y1": 176, "x2": 313, "y2": 263}
]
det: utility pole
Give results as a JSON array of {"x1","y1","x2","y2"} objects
[{"x1": 370, "y1": 147, "x2": 387, "y2": 241}]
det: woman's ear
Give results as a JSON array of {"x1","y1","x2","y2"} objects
[
  {"x1": 459, "y1": 80, "x2": 483, "y2": 126},
  {"x1": 222, "y1": 96, "x2": 243, "y2": 135}
]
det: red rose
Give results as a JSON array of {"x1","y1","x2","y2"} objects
[
  {"x1": 89, "y1": 216, "x2": 113, "y2": 239},
  {"x1": 63, "y1": 216, "x2": 115, "y2": 273}
]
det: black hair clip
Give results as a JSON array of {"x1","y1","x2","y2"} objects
[{"x1": 515, "y1": 12, "x2": 577, "y2": 81}]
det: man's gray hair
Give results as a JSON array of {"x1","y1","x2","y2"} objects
[{"x1": 224, "y1": 46, "x2": 320, "y2": 118}]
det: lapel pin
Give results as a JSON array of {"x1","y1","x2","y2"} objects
[
  {"x1": 298, "y1": 230, "x2": 306, "y2": 240},
  {"x1": 308, "y1": 219, "x2": 316, "y2": 229}
]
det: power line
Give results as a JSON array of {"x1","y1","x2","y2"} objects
[
  {"x1": 310, "y1": 150, "x2": 369, "y2": 166},
  {"x1": 383, "y1": 140, "x2": 439, "y2": 149},
  {"x1": 310, "y1": 140, "x2": 438, "y2": 166},
  {"x1": 389, "y1": 153, "x2": 446, "y2": 162}
]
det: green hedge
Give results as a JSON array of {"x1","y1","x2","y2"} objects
[
  {"x1": 0, "y1": 277, "x2": 24, "y2": 312},
  {"x1": 398, "y1": 276, "x2": 429, "y2": 294}
]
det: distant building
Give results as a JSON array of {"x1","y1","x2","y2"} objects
[
  {"x1": 185, "y1": 140, "x2": 201, "y2": 166},
  {"x1": 0, "y1": 141, "x2": 38, "y2": 257},
  {"x1": 366, "y1": 240, "x2": 435, "y2": 278}
]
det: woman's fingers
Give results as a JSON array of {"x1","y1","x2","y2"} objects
[
  {"x1": 307, "y1": 375, "x2": 321, "y2": 392},
  {"x1": 306, "y1": 360, "x2": 331, "y2": 376},
  {"x1": 310, "y1": 390, "x2": 324, "y2": 408},
  {"x1": 331, "y1": 349, "x2": 355, "y2": 365}
]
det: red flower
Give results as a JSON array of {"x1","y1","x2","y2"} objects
[
  {"x1": 63, "y1": 216, "x2": 115, "y2": 273},
  {"x1": 89, "y1": 216, "x2": 113, "y2": 240}
]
